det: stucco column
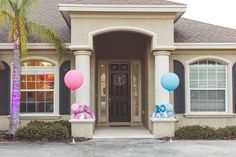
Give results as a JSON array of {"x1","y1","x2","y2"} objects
[
  {"x1": 153, "y1": 50, "x2": 171, "y2": 105},
  {"x1": 74, "y1": 50, "x2": 92, "y2": 106}
]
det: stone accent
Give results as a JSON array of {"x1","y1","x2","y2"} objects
[
  {"x1": 70, "y1": 119, "x2": 95, "y2": 138},
  {"x1": 150, "y1": 118, "x2": 177, "y2": 138}
]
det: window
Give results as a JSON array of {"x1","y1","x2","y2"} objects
[
  {"x1": 99, "y1": 63, "x2": 107, "y2": 122},
  {"x1": 20, "y1": 60, "x2": 55, "y2": 113},
  {"x1": 189, "y1": 60, "x2": 226, "y2": 112}
]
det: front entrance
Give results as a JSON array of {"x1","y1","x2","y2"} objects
[
  {"x1": 108, "y1": 62, "x2": 131, "y2": 122},
  {"x1": 97, "y1": 60, "x2": 142, "y2": 125},
  {"x1": 95, "y1": 31, "x2": 148, "y2": 126}
]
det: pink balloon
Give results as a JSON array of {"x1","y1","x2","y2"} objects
[
  {"x1": 71, "y1": 103, "x2": 79, "y2": 113},
  {"x1": 64, "y1": 70, "x2": 84, "y2": 91}
]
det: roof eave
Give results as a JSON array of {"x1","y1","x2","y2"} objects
[{"x1": 59, "y1": 4, "x2": 186, "y2": 26}]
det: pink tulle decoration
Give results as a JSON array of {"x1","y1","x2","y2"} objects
[
  {"x1": 71, "y1": 104, "x2": 95, "y2": 120},
  {"x1": 71, "y1": 103, "x2": 79, "y2": 113}
]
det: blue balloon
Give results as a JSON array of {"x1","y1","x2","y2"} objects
[
  {"x1": 165, "y1": 104, "x2": 174, "y2": 112},
  {"x1": 161, "y1": 73, "x2": 180, "y2": 92}
]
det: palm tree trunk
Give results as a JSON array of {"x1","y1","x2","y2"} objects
[{"x1": 9, "y1": 30, "x2": 21, "y2": 135}]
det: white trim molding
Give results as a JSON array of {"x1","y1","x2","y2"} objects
[
  {"x1": 19, "y1": 115, "x2": 62, "y2": 120},
  {"x1": 153, "y1": 50, "x2": 171, "y2": 56},
  {"x1": 185, "y1": 55, "x2": 231, "y2": 65},
  {"x1": 175, "y1": 43, "x2": 236, "y2": 50},
  {"x1": 59, "y1": 4, "x2": 186, "y2": 25},
  {"x1": 152, "y1": 45, "x2": 176, "y2": 51},
  {"x1": 0, "y1": 43, "x2": 70, "y2": 50},
  {"x1": 184, "y1": 113, "x2": 235, "y2": 118},
  {"x1": 59, "y1": 4, "x2": 186, "y2": 13}
]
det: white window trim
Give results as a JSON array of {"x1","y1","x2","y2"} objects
[
  {"x1": 185, "y1": 56, "x2": 233, "y2": 115},
  {"x1": 18, "y1": 57, "x2": 59, "y2": 116}
]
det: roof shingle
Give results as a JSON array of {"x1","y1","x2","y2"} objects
[
  {"x1": 175, "y1": 18, "x2": 236, "y2": 43},
  {"x1": 0, "y1": 0, "x2": 71, "y2": 43},
  {"x1": 1, "y1": 0, "x2": 236, "y2": 44}
]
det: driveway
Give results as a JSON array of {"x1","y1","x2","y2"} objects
[{"x1": 0, "y1": 139, "x2": 235, "y2": 157}]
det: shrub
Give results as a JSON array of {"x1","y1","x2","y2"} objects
[
  {"x1": 175, "y1": 125, "x2": 216, "y2": 139},
  {"x1": 27, "y1": 120, "x2": 71, "y2": 135},
  {"x1": 216, "y1": 126, "x2": 236, "y2": 139},
  {"x1": 53, "y1": 120, "x2": 71, "y2": 135},
  {"x1": 16, "y1": 120, "x2": 70, "y2": 140}
]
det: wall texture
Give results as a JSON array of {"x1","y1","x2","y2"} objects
[{"x1": 171, "y1": 49, "x2": 236, "y2": 128}]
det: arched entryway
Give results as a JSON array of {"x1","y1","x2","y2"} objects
[{"x1": 93, "y1": 30, "x2": 153, "y2": 130}]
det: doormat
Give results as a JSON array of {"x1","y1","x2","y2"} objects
[{"x1": 109, "y1": 125, "x2": 131, "y2": 127}]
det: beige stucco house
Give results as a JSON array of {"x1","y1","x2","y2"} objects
[{"x1": 1, "y1": 0, "x2": 236, "y2": 138}]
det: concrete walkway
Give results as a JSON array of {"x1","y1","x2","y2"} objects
[
  {"x1": 93, "y1": 126, "x2": 153, "y2": 138},
  {"x1": 0, "y1": 139, "x2": 236, "y2": 157}
]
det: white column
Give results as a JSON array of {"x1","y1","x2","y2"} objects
[
  {"x1": 74, "y1": 50, "x2": 92, "y2": 106},
  {"x1": 153, "y1": 50, "x2": 171, "y2": 105}
]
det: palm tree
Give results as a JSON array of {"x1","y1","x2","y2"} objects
[{"x1": 0, "y1": 0, "x2": 66, "y2": 135}]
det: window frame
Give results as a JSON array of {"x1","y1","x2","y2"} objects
[
  {"x1": 16, "y1": 57, "x2": 59, "y2": 116},
  {"x1": 185, "y1": 56, "x2": 232, "y2": 115}
]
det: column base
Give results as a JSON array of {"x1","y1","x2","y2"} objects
[
  {"x1": 69, "y1": 119, "x2": 95, "y2": 138},
  {"x1": 150, "y1": 118, "x2": 177, "y2": 138}
]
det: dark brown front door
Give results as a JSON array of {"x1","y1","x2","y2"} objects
[{"x1": 109, "y1": 62, "x2": 131, "y2": 122}]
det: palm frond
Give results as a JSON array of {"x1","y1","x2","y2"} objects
[
  {"x1": 19, "y1": 18, "x2": 27, "y2": 57},
  {"x1": 6, "y1": 0, "x2": 18, "y2": 15},
  {"x1": 7, "y1": 20, "x2": 17, "y2": 41},
  {"x1": 0, "y1": 0, "x2": 9, "y2": 9},
  {"x1": 19, "y1": 0, "x2": 39, "y2": 16},
  {"x1": 0, "y1": 10, "x2": 15, "y2": 26},
  {"x1": 0, "y1": 9, "x2": 16, "y2": 41},
  {"x1": 26, "y1": 22, "x2": 66, "y2": 57}
]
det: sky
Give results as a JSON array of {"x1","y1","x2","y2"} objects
[{"x1": 171, "y1": 0, "x2": 236, "y2": 29}]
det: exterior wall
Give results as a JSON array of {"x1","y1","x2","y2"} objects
[
  {"x1": 176, "y1": 114, "x2": 236, "y2": 129},
  {"x1": 90, "y1": 51, "x2": 96, "y2": 114},
  {"x1": 2, "y1": 48, "x2": 236, "y2": 130},
  {"x1": 147, "y1": 44, "x2": 155, "y2": 130},
  {"x1": 0, "y1": 115, "x2": 70, "y2": 130},
  {"x1": 170, "y1": 49, "x2": 236, "y2": 129},
  {"x1": 142, "y1": 43, "x2": 149, "y2": 128},
  {"x1": 0, "y1": 116, "x2": 9, "y2": 130},
  {"x1": 70, "y1": 12, "x2": 175, "y2": 49},
  {"x1": 0, "y1": 49, "x2": 74, "y2": 130}
]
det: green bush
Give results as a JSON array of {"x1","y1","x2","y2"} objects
[
  {"x1": 16, "y1": 120, "x2": 70, "y2": 140},
  {"x1": 175, "y1": 125, "x2": 216, "y2": 139},
  {"x1": 27, "y1": 120, "x2": 71, "y2": 135},
  {"x1": 216, "y1": 126, "x2": 236, "y2": 139},
  {"x1": 175, "y1": 125, "x2": 236, "y2": 139},
  {"x1": 53, "y1": 120, "x2": 71, "y2": 135}
]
